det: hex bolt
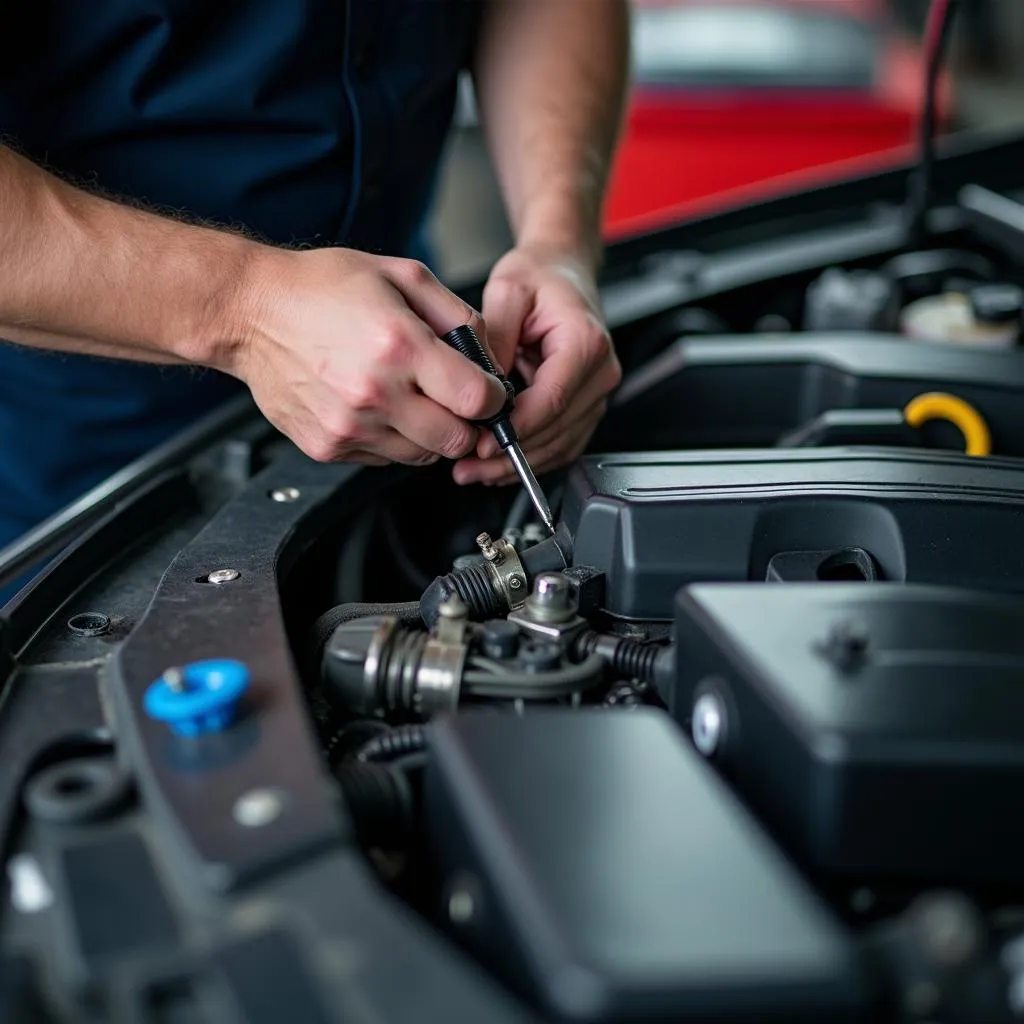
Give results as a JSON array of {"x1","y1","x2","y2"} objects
[
  {"x1": 205, "y1": 569, "x2": 241, "y2": 585},
  {"x1": 233, "y1": 788, "x2": 286, "y2": 828},
  {"x1": 692, "y1": 691, "x2": 725, "y2": 757},
  {"x1": 269, "y1": 487, "x2": 301, "y2": 503}
]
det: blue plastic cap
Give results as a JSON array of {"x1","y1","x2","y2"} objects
[{"x1": 143, "y1": 659, "x2": 251, "y2": 736}]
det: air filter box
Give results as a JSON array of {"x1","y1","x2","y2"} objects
[
  {"x1": 425, "y1": 709, "x2": 872, "y2": 1023},
  {"x1": 673, "y1": 582, "x2": 1024, "y2": 883}
]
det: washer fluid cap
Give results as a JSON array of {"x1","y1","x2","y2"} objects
[{"x1": 143, "y1": 659, "x2": 251, "y2": 736}]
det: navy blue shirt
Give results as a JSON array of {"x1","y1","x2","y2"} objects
[{"x1": 0, "y1": 0, "x2": 479, "y2": 545}]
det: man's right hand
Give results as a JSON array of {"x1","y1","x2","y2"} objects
[{"x1": 224, "y1": 247, "x2": 507, "y2": 466}]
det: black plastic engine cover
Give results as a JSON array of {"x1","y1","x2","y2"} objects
[
  {"x1": 672, "y1": 582, "x2": 1024, "y2": 883},
  {"x1": 598, "y1": 333, "x2": 1024, "y2": 454},
  {"x1": 563, "y1": 447, "x2": 1024, "y2": 621},
  {"x1": 425, "y1": 709, "x2": 873, "y2": 1023}
]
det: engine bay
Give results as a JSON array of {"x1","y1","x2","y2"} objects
[{"x1": 8, "y1": 138, "x2": 1024, "y2": 1022}]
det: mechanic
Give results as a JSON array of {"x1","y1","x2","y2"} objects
[{"x1": 0, "y1": 1, "x2": 627, "y2": 554}]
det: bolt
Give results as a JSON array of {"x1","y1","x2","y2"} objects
[
  {"x1": 163, "y1": 667, "x2": 186, "y2": 694},
  {"x1": 206, "y1": 569, "x2": 241, "y2": 585},
  {"x1": 233, "y1": 788, "x2": 286, "y2": 828},
  {"x1": 692, "y1": 691, "x2": 724, "y2": 756},
  {"x1": 822, "y1": 620, "x2": 869, "y2": 672},
  {"x1": 476, "y1": 532, "x2": 499, "y2": 562},
  {"x1": 448, "y1": 888, "x2": 475, "y2": 924},
  {"x1": 508, "y1": 575, "x2": 523, "y2": 591},
  {"x1": 533, "y1": 572, "x2": 570, "y2": 607},
  {"x1": 270, "y1": 487, "x2": 301, "y2": 503}
]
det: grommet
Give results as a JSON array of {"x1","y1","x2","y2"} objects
[{"x1": 25, "y1": 757, "x2": 130, "y2": 825}]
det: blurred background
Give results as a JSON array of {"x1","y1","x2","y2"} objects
[{"x1": 429, "y1": 0, "x2": 1024, "y2": 284}]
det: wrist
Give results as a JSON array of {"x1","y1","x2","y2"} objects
[
  {"x1": 514, "y1": 189, "x2": 604, "y2": 277},
  {"x1": 178, "y1": 234, "x2": 273, "y2": 376}
]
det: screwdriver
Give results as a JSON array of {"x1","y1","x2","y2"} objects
[{"x1": 441, "y1": 324, "x2": 555, "y2": 534}]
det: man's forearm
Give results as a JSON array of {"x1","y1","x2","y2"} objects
[
  {"x1": 473, "y1": 0, "x2": 630, "y2": 270},
  {"x1": 0, "y1": 145, "x2": 256, "y2": 369}
]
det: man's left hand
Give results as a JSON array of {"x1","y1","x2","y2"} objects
[{"x1": 452, "y1": 246, "x2": 621, "y2": 486}]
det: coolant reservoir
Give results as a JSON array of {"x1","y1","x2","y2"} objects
[{"x1": 900, "y1": 284, "x2": 1022, "y2": 349}]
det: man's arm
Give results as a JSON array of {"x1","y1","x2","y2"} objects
[
  {"x1": 0, "y1": 145, "x2": 504, "y2": 464},
  {"x1": 457, "y1": 0, "x2": 631, "y2": 486}
]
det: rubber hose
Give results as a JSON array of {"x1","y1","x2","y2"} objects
[
  {"x1": 355, "y1": 724, "x2": 430, "y2": 763},
  {"x1": 574, "y1": 632, "x2": 675, "y2": 687},
  {"x1": 334, "y1": 761, "x2": 414, "y2": 848}
]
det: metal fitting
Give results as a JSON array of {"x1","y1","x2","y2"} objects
[
  {"x1": 473, "y1": 534, "x2": 528, "y2": 611},
  {"x1": 435, "y1": 594, "x2": 468, "y2": 645},
  {"x1": 477, "y1": 532, "x2": 501, "y2": 563},
  {"x1": 324, "y1": 615, "x2": 466, "y2": 720},
  {"x1": 508, "y1": 571, "x2": 586, "y2": 645}
]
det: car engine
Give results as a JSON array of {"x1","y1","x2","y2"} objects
[{"x1": 8, "y1": 143, "x2": 1024, "y2": 1022}]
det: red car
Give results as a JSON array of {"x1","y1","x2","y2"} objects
[{"x1": 604, "y1": 0, "x2": 951, "y2": 236}]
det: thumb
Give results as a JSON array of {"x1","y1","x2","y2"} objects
[{"x1": 482, "y1": 275, "x2": 532, "y2": 379}]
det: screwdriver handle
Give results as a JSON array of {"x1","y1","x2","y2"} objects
[{"x1": 441, "y1": 324, "x2": 517, "y2": 446}]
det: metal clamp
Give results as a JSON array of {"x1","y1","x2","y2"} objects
[{"x1": 476, "y1": 533, "x2": 529, "y2": 611}]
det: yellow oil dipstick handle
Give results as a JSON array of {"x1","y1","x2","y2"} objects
[{"x1": 903, "y1": 392, "x2": 992, "y2": 457}]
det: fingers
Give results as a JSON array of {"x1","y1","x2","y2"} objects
[
  {"x1": 383, "y1": 257, "x2": 503, "y2": 373},
  {"x1": 482, "y1": 275, "x2": 532, "y2": 380},
  {"x1": 413, "y1": 331, "x2": 507, "y2": 421},
  {"x1": 454, "y1": 401, "x2": 603, "y2": 486},
  {"x1": 390, "y1": 392, "x2": 480, "y2": 461}
]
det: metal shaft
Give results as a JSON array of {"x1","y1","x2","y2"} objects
[{"x1": 506, "y1": 442, "x2": 555, "y2": 534}]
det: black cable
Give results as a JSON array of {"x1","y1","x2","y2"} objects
[
  {"x1": 907, "y1": 0, "x2": 960, "y2": 247},
  {"x1": 463, "y1": 653, "x2": 606, "y2": 699}
]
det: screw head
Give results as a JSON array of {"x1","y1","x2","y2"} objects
[
  {"x1": 233, "y1": 788, "x2": 286, "y2": 828},
  {"x1": 206, "y1": 569, "x2": 240, "y2": 585},
  {"x1": 508, "y1": 575, "x2": 523, "y2": 590},
  {"x1": 692, "y1": 692, "x2": 724, "y2": 756},
  {"x1": 270, "y1": 487, "x2": 301, "y2": 503}
]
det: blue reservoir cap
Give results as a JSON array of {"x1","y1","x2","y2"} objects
[{"x1": 143, "y1": 659, "x2": 251, "y2": 736}]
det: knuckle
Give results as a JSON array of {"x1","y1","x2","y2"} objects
[
  {"x1": 437, "y1": 423, "x2": 476, "y2": 460},
  {"x1": 375, "y1": 322, "x2": 412, "y2": 365},
  {"x1": 324, "y1": 410, "x2": 361, "y2": 446},
  {"x1": 398, "y1": 258, "x2": 433, "y2": 287},
  {"x1": 340, "y1": 374, "x2": 386, "y2": 413},
  {"x1": 305, "y1": 436, "x2": 340, "y2": 463},
  {"x1": 545, "y1": 379, "x2": 570, "y2": 419}
]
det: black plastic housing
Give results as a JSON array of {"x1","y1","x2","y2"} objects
[
  {"x1": 562, "y1": 448, "x2": 1024, "y2": 621},
  {"x1": 598, "y1": 333, "x2": 1024, "y2": 454},
  {"x1": 672, "y1": 582, "x2": 1024, "y2": 883},
  {"x1": 424, "y1": 709, "x2": 872, "y2": 1023}
]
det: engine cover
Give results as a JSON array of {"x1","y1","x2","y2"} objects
[
  {"x1": 672, "y1": 582, "x2": 1024, "y2": 883},
  {"x1": 563, "y1": 447, "x2": 1024, "y2": 621}
]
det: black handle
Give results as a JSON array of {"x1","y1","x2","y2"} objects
[
  {"x1": 442, "y1": 324, "x2": 500, "y2": 378},
  {"x1": 441, "y1": 325, "x2": 517, "y2": 445}
]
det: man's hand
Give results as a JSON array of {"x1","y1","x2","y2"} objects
[
  {"x1": 452, "y1": 246, "x2": 621, "y2": 486},
  {"x1": 230, "y1": 247, "x2": 507, "y2": 466}
]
